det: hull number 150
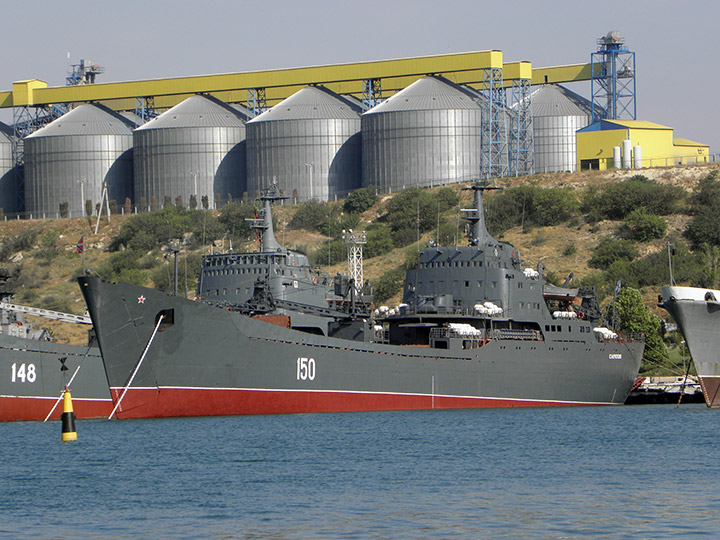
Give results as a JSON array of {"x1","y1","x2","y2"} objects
[{"x1": 296, "y1": 357, "x2": 316, "y2": 381}]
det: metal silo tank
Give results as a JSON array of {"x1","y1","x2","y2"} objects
[
  {"x1": 24, "y1": 104, "x2": 134, "y2": 218},
  {"x1": 362, "y1": 76, "x2": 483, "y2": 193},
  {"x1": 530, "y1": 84, "x2": 597, "y2": 173},
  {"x1": 134, "y1": 94, "x2": 247, "y2": 209},
  {"x1": 0, "y1": 122, "x2": 15, "y2": 215},
  {"x1": 246, "y1": 86, "x2": 362, "y2": 203}
]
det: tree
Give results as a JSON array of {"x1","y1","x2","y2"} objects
[
  {"x1": 189, "y1": 194, "x2": 198, "y2": 210},
  {"x1": 615, "y1": 286, "x2": 667, "y2": 373},
  {"x1": 59, "y1": 202, "x2": 69, "y2": 218},
  {"x1": 124, "y1": 197, "x2": 132, "y2": 215},
  {"x1": 175, "y1": 196, "x2": 184, "y2": 208},
  {"x1": 373, "y1": 268, "x2": 405, "y2": 303},
  {"x1": 85, "y1": 199, "x2": 93, "y2": 218},
  {"x1": 151, "y1": 196, "x2": 158, "y2": 212},
  {"x1": 201, "y1": 195, "x2": 209, "y2": 210}
]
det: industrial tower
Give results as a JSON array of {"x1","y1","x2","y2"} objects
[{"x1": 590, "y1": 31, "x2": 636, "y2": 122}]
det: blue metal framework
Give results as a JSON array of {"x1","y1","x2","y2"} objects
[
  {"x1": 481, "y1": 67, "x2": 508, "y2": 179},
  {"x1": 361, "y1": 78, "x2": 382, "y2": 110},
  {"x1": 247, "y1": 88, "x2": 267, "y2": 117},
  {"x1": 135, "y1": 96, "x2": 157, "y2": 124},
  {"x1": 508, "y1": 78, "x2": 534, "y2": 175},
  {"x1": 591, "y1": 31, "x2": 636, "y2": 122}
]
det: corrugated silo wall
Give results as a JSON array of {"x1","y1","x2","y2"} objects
[
  {"x1": 24, "y1": 134, "x2": 133, "y2": 217},
  {"x1": 246, "y1": 118, "x2": 361, "y2": 202},
  {"x1": 362, "y1": 108, "x2": 483, "y2": 192},
  {"x1": 0, "y1": 137, "x2": 15, "y2": 214},
  {"x1": 533, "y1": 115, "x2": 591, "y2": 173},
  {"x1": 133, "y1": 126, "x2": 246, "y2": 209}
]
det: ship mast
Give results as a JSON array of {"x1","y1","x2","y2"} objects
[
  {"x1": 249, "y1": 183, "x2": 288, "y2": 253},
  {"x1": 461, "y1": 180, "x2": 502, "y2": 246}
]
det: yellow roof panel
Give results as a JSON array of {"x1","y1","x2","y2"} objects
[{"x1": 674, "y1": 138, "x2": 708, "y2": 147}]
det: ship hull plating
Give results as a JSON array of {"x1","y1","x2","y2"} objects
[
  {"x1": 81, "y1": 277, "x2": 643, "y2": 419},
  {"x1": 0, "y1": 335, "x2": 112, "y2": 421},
  {"x1": 662, "y1": 286, "x2": 720, "y2": 407}
]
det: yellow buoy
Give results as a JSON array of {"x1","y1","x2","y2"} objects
[{"x1": 61, "y1": 387, "x2": 77, "y2": 442}]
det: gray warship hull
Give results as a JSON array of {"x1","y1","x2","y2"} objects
[
  {"x1": 661, "y1": 285, "x2": 720, "y2": 407},
  {"x1": 0, "y1": 335, "x2": 112, "y2": 421},
  {"x1": 80, "y1": 276, "x2": 643, "y2": 419}
]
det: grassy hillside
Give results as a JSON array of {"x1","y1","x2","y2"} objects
[{"x1": 3, "y1": 163, "x2": 719, "y2": 376}]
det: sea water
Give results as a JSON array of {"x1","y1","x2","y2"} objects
[{"x1": 1, "y1": 404, "x2": 718, "y2": 539}]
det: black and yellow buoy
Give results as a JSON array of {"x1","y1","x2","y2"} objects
[{"x1": 61, "y1": 387, "x2": 77, "y2": 442}]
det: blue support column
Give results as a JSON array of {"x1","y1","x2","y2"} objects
[
  {"x1": 135, "y1": 97, "x2": 157, "y2": 124},
  {"x1": 591, "y1": 31, "x2": 636, "y2": 122},
  {"x1": 481, "y1": 67, "x2": 508, "y2": 179},
  {"x1": 362, "y1": 78, "x2": 382, "y2": 110},
  {"x1": 508, "y1": 78, "x2": 534, "y2": 176},
  {"x1": 247, "y1": 88, "x2": 267, "y2": 117}
]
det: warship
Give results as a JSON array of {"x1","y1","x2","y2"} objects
[
  {"x1": 0, "y1": 269, "x2": 112, "y2": 421},
  {"x1": 660, "y1": 286, "x2": 720, "y2": 407},
  {"x1": 79, "y1": 182, "x2": 644, "y2": 419}
]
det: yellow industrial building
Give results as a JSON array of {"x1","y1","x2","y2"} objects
[{"x1": 576, "y1": 119, "x2": 709, "y2": 171}]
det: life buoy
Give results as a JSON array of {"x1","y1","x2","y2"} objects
[
  {"x1": 312, "y1": 277, "x2": 318, "y2": 285},
  {"x1": 578, "y1": 311, "x2": 584, "y2": 320}
]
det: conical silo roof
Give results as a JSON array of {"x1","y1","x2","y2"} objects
[
  {"x1": 136, "y1": 94, "x2": 246, "y2": 130},
  {"x1": 249, "y1": 86, "x2": 362, "y2": 122},
  {"x1": 365, "y1": 76, "x2": 481, "y2": 114},
  {"x1": 529, "y1": 84, "x2": 595, "y2": 117},
  {"x1": 26, "y1": 103, "x2": 135, "y2": 137}
]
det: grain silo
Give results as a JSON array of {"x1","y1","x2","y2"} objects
[
  {"x1": 0, "y1": 122, "x2": 15, "y2": 215},
  {"x1": 530, "y1": 84, "x2": 596, "y2": 173},
  {"x1": 362, "y1": 76, "x2": 483, "y2": 192},
  {"x1": 24, "y1": 104, "x2": 134, "y2": 218},
  {"x1": 134, "y1": 94, "x2": 248, "y2": 209},
  {"x1": 246, "y1": 85, "x2": 362, "y2": 203}
]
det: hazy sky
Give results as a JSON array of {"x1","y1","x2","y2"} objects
[{"x1": 2, "y1": 0, "x2": 717, "y2": 153}]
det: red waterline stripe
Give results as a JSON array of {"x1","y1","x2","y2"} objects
[
  {"x1": 0, "y1": 396, "x2": 113, "y2": 422},
  {"x1": 108, "y1": 387, "x2": 607, "y2": 419}
]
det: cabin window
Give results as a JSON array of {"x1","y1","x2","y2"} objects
[
  {"x1": 545, "y1": 325, "x2": 550, "y2": 331},
  {"x1": 465, "y1": 281, "x2": 469, "y2": 287}
]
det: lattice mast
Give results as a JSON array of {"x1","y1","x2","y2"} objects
[
  {"x1": 343, "y1": 229, "x2": 366, "y2": 294},
  {"x1": 481, "y1": 57, "x2": 508, "y2": 179},
  {"x1": 591, "y1": 31, "x2": 636, "y2": 122}
]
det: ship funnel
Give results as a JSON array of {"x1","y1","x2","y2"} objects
[{"x1": 461, "y1": 181, "x2": 501, "y2": 246}]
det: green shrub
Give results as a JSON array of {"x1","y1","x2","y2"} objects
[
  {"x1": 685, "y1": 172, "x2": 720, "y2": 247},
  {"x1": 364, "y1": 227, "x2": 394, "y2": 258},
  {"x1": 383, "y1": 187, "x2": 458, "y2": 234},
  {"x1": 581, "y1": 175, "x2": 683, "y2": 220},
  {"x1": 343, "y1": 186, "x2": 378, "y2": 214},
  {"x1": 373, "y1": 268, "x2": 405, "y2": 303},
  {"x1": 588, "y1": 237, "x2": 639, "y2": 270},
  {"x1": 310, "y1": 239, "x2": 345, "y2": 267},
  {"x1": 624, "y1": 210, "x2": 667, "y2": 242},
  {"x1": 484, "y1": 186, "x2": 578, "y2": 234},
  {"x1": 109, "y1": 207, "x2": 223, "y2": 252},
  {"x1": 562, "y1": 244, "x2": 577, "y2": 256}
]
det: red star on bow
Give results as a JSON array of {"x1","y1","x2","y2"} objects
[{"x1": 138, "y1": 296, "x2": 146, "y2": 304}]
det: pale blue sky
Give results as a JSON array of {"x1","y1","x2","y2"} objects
[{"x1": 3, "y1": 0, "x2": 717, "y2": 153}]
